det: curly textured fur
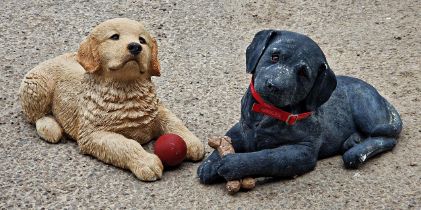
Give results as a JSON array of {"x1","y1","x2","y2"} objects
[{"x1": 19, "y1": 18, "x2": 204, "y2": 181}]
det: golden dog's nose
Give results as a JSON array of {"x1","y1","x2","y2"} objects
[{"x1": 128, "y1": 42, "x2": 142, "y2": 55}]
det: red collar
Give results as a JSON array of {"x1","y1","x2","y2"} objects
[{"x1": 250, "y1": 78, "x2": 313, "y2": 125}]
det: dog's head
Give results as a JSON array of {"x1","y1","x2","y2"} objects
[
  {"x1": 77, "y1": 18, "x2": 160, "y2": 80},
  {"x1": 246, "y1": 30, "x2": 337, "y2": 111}
]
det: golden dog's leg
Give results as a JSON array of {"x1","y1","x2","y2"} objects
[
  {"x1": 157, "y1": 104, "x2": 205, "y2": 161},
  {"x1": 19, "y1": 70, "x2": 55, "y2": 123},
  {"x1": 79, "y1": 131, "x2": 163, "y2": 181},
  {"x1": 20, "y1": 67, "x2": 63, "y2": 143},
  {"x1": 35, "y1": 116, "x2": 63, "y2": 143}
]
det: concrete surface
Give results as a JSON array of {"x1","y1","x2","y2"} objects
[{"x1": 0, "y1": 0, "x2": 420, "y2": 209}]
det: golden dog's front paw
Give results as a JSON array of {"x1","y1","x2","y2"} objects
[
  {"x1": 130, "y1": 153, "x2": 163, "y2": 181},
  {"x1": 185, "y1": 138, "x2": 205, "y2": 161}
]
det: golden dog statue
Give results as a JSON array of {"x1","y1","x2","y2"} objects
[{"x1": 19, "y1": 18, "x2": 205, "y2": 181}]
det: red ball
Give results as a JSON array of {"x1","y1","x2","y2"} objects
[{"x1": 154, "y1": 134, "x2": 187, "y2": 167}]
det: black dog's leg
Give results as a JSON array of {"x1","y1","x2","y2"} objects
[
  {"x1": 217, "y1": 144, "x2": 317, "y2": 181},
  {"x1": 226, "y1": 123, "x2": 249, "y2": 152},
  {"x1": 350, "y1": 83, "x2": 402, "y2": 138},
  {"x1": 197, "y1": 123, "x2": 243, "y2": 184},
  {"x1": 342, "y1": 137, "x2": 397, "y2": 169},
  {"x1": 344, "y1": 82, "x2": 401, "y2": 169}
]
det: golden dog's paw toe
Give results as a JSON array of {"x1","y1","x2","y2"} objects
[
  {"x1": 186, "y1": 140, "x2": 205, "y2": 161},
  {"x1": 131, "y1": 154, "x2": 163, "y2": 181},
  {"x1": 35, "y1": 116, "x2": 63, "y2": 143},
  {"x1": 135, "y1": 167, "x2": 160, "y2": 181}
]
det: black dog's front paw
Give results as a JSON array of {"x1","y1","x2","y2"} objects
[
  {"x1": 197, "y1": 158, "x2": 223, "y2": 184},
  {"x1": 217, "y1": 154, "x2": 246, "y2": 181}
]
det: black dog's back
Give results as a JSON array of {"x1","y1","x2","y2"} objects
[{"x1": 317, "y1": 76, "x2": 402, "y2": 160}]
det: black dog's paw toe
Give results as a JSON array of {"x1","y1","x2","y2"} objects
[{"x1": 197, "y1": 160, "x2": 222, "y2": 184}]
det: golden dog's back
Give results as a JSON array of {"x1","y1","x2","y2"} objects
[{"x1": 19, "y1": 53, "x2": 84, "y2": 139}]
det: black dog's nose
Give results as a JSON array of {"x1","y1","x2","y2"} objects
[{"x1": 128, "y1": 42, "x2": 142, "y2": 55}]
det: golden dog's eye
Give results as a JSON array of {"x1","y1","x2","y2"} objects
[
  {"x1": 271, "y1": 53, "x2": 280, "y2": 63},
  {"x1": 110, "y1": 34, "x2": 119, "y2": 40},
  {"x1": 139, "y1": 37, "x2": 147, "y2": 44}
]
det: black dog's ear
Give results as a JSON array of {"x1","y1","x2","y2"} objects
[
  {"x1": 305, "y1": 63, "x2": 337, "y2": 111},
  {"x1": 246, "y1": 30, "x2": 277, "y2": 74}
]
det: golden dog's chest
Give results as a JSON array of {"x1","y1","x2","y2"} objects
[{"x1": 80, "y1": 77, "x2": 159, "y2": 143}]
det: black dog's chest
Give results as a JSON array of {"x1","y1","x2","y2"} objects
[
  {"x1": 240, "y1": 91, "x2": 320, "y2": 151},
  {"x1": 244, "y1": 116, "x2": 309, "y2": 150}
]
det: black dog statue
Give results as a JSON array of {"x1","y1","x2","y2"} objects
[{"x1": 198, "y1": 30, "x2": 402, "y2": 184}]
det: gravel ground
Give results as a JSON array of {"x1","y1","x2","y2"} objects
[{"x1": 0, "y1": 0, "x2": 420, "y2": 209}]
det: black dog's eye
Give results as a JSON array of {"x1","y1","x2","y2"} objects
[
  {"x1": 139, "y1": 37, "x2": 147, "y2": 44},
  {"x1": 271, "y1": 53, "x2": 280, "y2": 63},
  {"x1": 110, "y1": 34, "x2": 119, "y2": 40},
  {"x1": 297, "y1": 65, "x2": 309, "y2": 78}
]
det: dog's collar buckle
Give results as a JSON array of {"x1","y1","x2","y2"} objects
[{"x1": 286, "y1": 114, "x2": 298, "y2": 125}]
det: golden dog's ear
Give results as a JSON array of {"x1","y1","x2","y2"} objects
[
  {"x1": 77, "y1": 37, "x2": 100, "y2": 73},
  {"x1": 149, "y1": 38, "x2": 161, "y2": 76}
]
